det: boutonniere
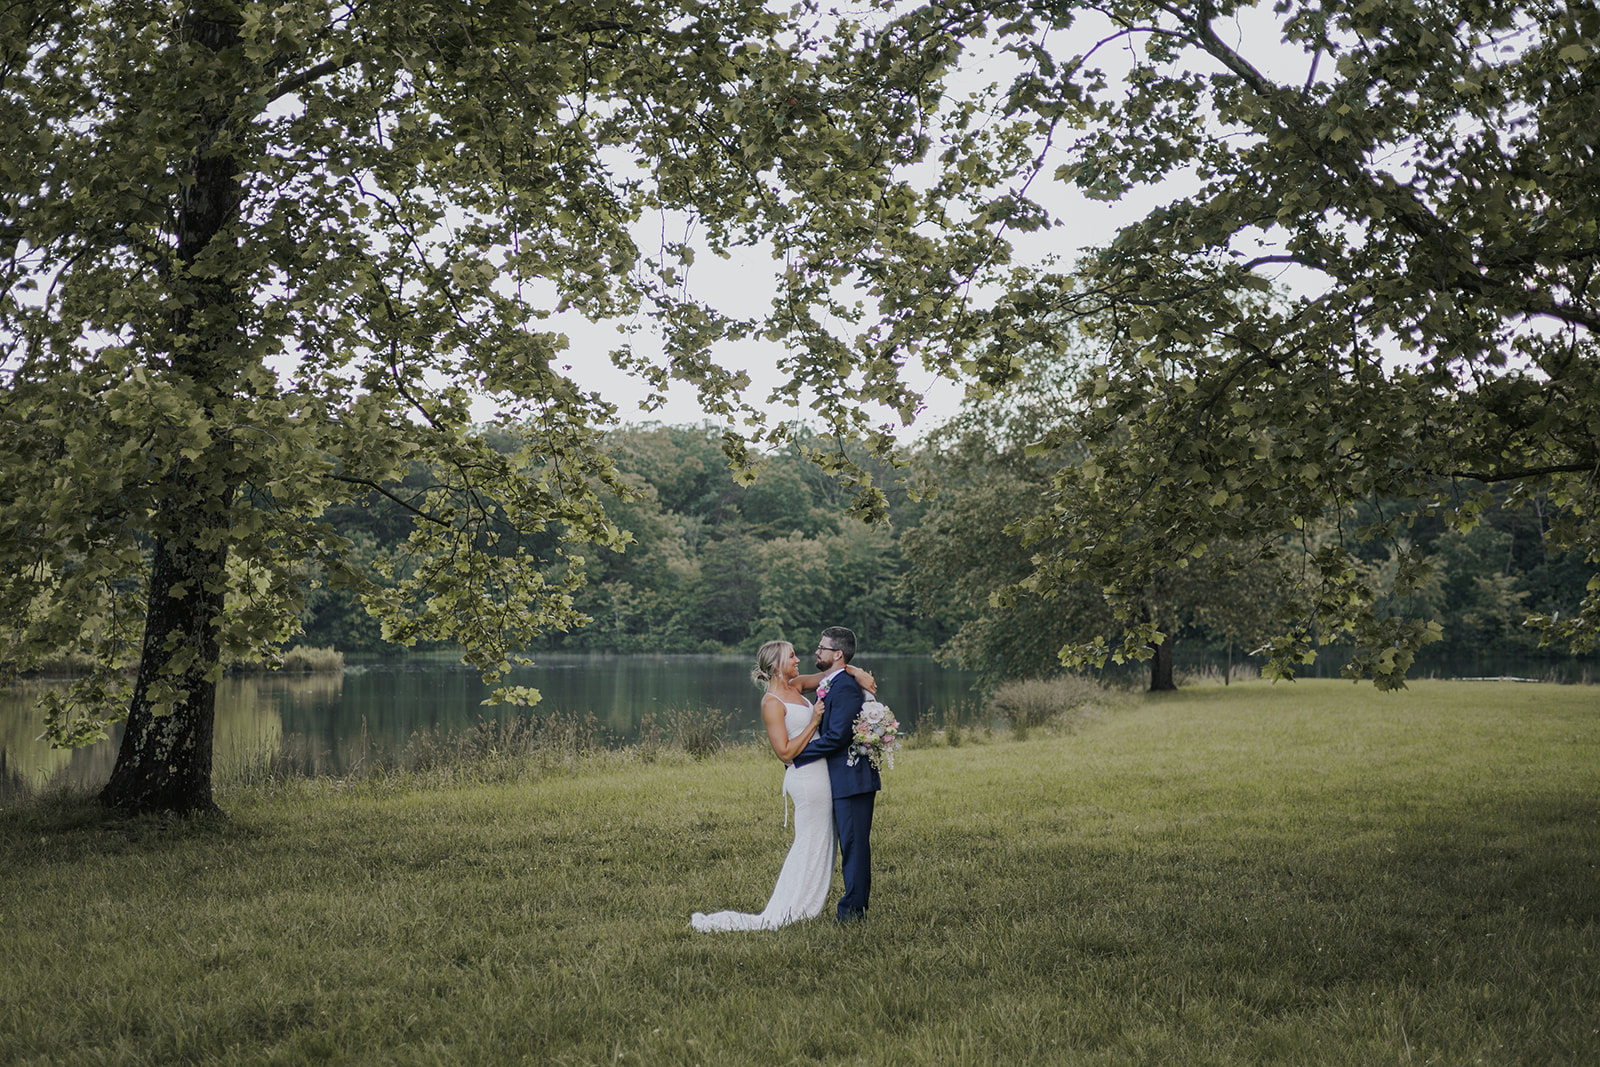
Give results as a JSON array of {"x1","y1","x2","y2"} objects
[{"x1": 816, "y1": 678, "x2": 831, "y2": 700}]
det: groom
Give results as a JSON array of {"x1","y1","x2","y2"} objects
[{"x1": 792, "y1": 625, "x2": 879, "y2": 922}]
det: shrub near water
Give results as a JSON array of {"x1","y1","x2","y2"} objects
[
  {"x1": 652, "y1": 704, "x2": 731, "y2": 759},
  {"x1": 985, "y1": 674, "x2": 1111, "y2": 738},
  {"x1": 400, "y1": 711, "x2": 608, "y2": 784},
  {"x1": 221, "y1": 645, "x2": 345, "y2": 674}
]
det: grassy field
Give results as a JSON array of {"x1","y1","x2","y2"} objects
[{"x1": 2, "y1": 679, "x2": 1597, "y2": 1065}]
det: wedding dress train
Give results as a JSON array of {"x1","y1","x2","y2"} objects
[{"x1": 691, "y1": 699, "x2": 835, "y2": 932}]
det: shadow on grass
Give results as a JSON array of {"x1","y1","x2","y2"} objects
[
  {"x1": 904, "y1": 791, "x2": 1599, "y2": 991},
  {"x1": 1, "y1": 784, "x2": 238, "y2": 870}
]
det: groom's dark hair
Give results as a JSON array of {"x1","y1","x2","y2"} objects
[{"x1": 821, "y1": 625, "x2": 856, "y2": 663}]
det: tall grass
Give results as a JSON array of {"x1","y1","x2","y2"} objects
[
  {"x1": 218, "y1": 705, "x2": 736, "y2": 794},
  {"x1": 984, "y1": 674, "x2": 1119, "y2": 739},
  {"x1": 646, "y1": 704, "x2": 732, "y2": 760},
  {"x1": 226, "y1": 645, "x2": 345, "y2": 674},
  {"x1": 3, "y1": 680, "x2": 1597, "y2": 1065}
]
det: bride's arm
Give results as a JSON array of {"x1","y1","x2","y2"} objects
[
  {"x1": 763, "y1": 694, "x2": 824, "y2": 762},
  {"x1": 794, "y1": 664, "x2": 877, "y2": 696},
  {"x1": 846, "y1": 663, "x2": 877, "y2": 697}
]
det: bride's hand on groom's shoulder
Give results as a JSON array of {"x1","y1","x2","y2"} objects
[{"x1": 851, "y1": 666, "x2": 876, "y2": 696}]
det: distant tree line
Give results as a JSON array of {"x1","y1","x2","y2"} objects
[
  {"x1": 301, "y1": 416, "x2": 1595, "y2": 690},
  {"x1": 301, "y1": 424, "x2": 949, "y2": 658}
]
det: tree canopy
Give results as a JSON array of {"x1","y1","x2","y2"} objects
[
  {"x1": 963, "y1": 0, "x2": 1600, "y2": 687},
  {"x1": 0, "y1": 0, "x2": 1005, "y2": 810}
]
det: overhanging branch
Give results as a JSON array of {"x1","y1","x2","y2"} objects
[
  {"x1": 1448, "y1": 463, "x2": 1597, "y2": 484},
  {"x1": 326, "y1": 474, "x2": 451, "y2": 526}
]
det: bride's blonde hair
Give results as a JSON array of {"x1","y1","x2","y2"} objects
[{"x1": 751, "y1": 640, "x2": 792, "y2": 690}]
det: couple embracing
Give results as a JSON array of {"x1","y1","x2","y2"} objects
[{"x1": 690, "y1": 626, "x2": 881, "y2": 932}]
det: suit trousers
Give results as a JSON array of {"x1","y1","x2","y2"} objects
[{"x1": 833, "y1": 791, "x2": 875, "y2": 921}]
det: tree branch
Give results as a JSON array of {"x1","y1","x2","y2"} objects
[
  {"x1": 265, "y1": 57, "x2": 361, "y2": 105},
  {"x1": 1447, "y1": 463, "x2": 1597, "y2": 484},
  {"x1": 325, "y1": 474, "x2": 451, "y2": 526}
]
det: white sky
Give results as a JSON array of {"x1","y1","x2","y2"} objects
[
  {"x1": 479, "y1": 7, "x2": 1321, "y2": 444},
  {"x1": 533, "y1": 191, "x2": 1172, "y2": 440}
]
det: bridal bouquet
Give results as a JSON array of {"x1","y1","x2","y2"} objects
[{"x1": 847, "y1": 698, "x2": 900, "y2": 771}]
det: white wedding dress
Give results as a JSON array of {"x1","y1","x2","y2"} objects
[{"x1": 691, "y1": 698, "x2": 835, "y2": 932}]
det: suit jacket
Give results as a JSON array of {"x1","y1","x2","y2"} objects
[{"x1": 792, "y1": 668, "x2": 881, "y2": 798}]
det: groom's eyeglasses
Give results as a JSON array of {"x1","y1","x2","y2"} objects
[{"x1": 815, "y1": 644, "x2": 838, "y2": 653}]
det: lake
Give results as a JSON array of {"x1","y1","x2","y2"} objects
[
  {"x1": 5, "y1": 647, "x2": 1592, "y2": 793},
  {"x1": 1, "y1": 653, "x2": 984, "y2": 792}
]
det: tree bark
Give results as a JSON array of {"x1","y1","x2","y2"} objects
[
  {"x1": 1149, "y1": 627, "x2": 1177, "y2": 692},
  {"x1": 99, "y1": 2, "x2": 241, "y2": 814},
  {"x1": 99, "y1": 509, "x2": 229, "y2": 814}
]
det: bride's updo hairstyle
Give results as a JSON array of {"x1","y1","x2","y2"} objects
[{"x1": 752, "y1": 640, "x2": 792, "y2": 690}]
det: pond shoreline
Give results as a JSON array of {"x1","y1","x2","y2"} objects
[
  {"x1": 7, "y1": 649, "x2": 1593, "y2": 795},
  {"x1": 4, "y1": 652, "x2": 985, "y2": 793}
]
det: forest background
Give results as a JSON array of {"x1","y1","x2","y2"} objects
[{"x1": 301, "y1": 415, "x2": 1597, "y2": 692}]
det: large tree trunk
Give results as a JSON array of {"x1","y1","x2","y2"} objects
[
  {"x1": 100, "y1": 2, "x2": 241, "y2": 814},
  {"x1": 1149, "y1": 627, "x2": 1176, "y2": 692},
  {"x1": 100, "y1": 512, "x2": 229, "y2": 814}
]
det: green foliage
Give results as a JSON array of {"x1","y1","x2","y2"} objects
[
  {"x1": 527, "y1": 424, "x2": 944, "y2": 654},
  {"x1": 900, "y1": 334, "x2": 1298, "y2": 691},
  {"x1": 297, "y1": 532, "x2": 392, "y2": 653},
  {"x1": 901, "y1": 366, "x2": 1113, "y2": 688},
  {"x1": 965, "y1": 0, "x2": 1600, "y2": 688},
  {"x1": 0, "y1": 1, "x2": 1015, "y2": 808},
  {"x1": 1431, "y1": 521, "x2": 1532, "y2": 655}
]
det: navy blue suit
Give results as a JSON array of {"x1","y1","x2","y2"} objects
[{"x1": 792, "y1": 669, "x2": 880, "y2": 920}]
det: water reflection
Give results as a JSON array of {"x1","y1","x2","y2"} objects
[
  {"x1": 2, "y1": 653, "x2": 984, "y2": 792},
  {"x1": 15, "y1": 648, "x2": 1584, "y2": 793},
  {"x1": 0, "y1": 679, "x2": 115, "y2": 790},
  {"x1": 1, "y1": 673, "x2": 332, "y2": 796},
  {"x1": 214, "y1": 672, "x2": 338, "y2": 778}
]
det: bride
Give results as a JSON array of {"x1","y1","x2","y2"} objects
[{"x1": 690, "y1": 639, "x2": 875, "y2": 932}]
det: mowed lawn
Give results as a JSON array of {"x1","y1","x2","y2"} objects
[{"x1": 2, "y1": 679, "x2": 1596, "y2": 1065}]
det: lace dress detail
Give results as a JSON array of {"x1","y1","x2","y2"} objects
[{"x1": 690, "y1": 699, "x2": 835, "y2": 932}]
